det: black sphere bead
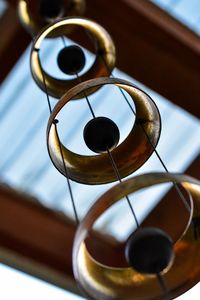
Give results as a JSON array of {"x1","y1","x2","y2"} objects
[
  {"x1": 57, "y1": 45, "x2": 86, "y2": 75},
  {"x1": 125, "y1": 227, "x2": 174, "y2": 275},
  {"x1": 39, "y1": 0, "x2": 64, "y2": 20},
  {"x1": 83, "y1": 117, "x2": 120, "y2": 153}
]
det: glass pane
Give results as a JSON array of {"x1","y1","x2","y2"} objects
[
  {"x1": 0, "y1": 264, "x2": 84, "y2": 300},
  {"x1": 151, "y1": 0, "x2": 200, "y2": 35}
]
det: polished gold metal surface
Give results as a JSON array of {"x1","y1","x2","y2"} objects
[
  {"x1": 73, "y1": 172, "x2": 200, "y2": 300},
  {"x1": 30, "y1": 18, "x2": 116, "y2": 99},
  {"x1": 18, "y1": 0, "x2": 86, "y2": 36},
  {"x1": 47, "y1": 77, "x2": 161, "y2": 185}
]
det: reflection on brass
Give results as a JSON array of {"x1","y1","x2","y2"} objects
[
  {"x1": 73, "y1": 172, "x2": 200, "y2": 300},
  {"x1": 18, "y1": 0, "x2": 86, "y2": 36},
  {"x1": 30, "y1": 18, "x2": 116, "y2": 99},
  {"x1": 47, "y1": 77, "x2": 161, "y2": 185}
]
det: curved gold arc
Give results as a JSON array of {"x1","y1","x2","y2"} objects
[
  {"x1": 30, "y1": 17, "x2": 116, "y2": 99},
  {"x1": 73, "y1": 172, "x2": 200, "y2": 300},
  {"x1": 47, "y1": 77, "x2": 161, "y2": 185},
  {"x1": 18, "y1": 0, "x2": 86, "y2": 37}
]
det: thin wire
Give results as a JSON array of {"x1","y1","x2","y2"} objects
[
  {"x1": 54, "y1": 122, "x2": 79, "y2": 224},
  {"x1": 38, "y1": 48, "x2": 79, "y2": 224},
  {"x1": 107, "y1": 149, "x2": 139, "y2": 228},
  {"x1": 75, "y1": 72, "x2": 96, "y2": 119},
  {"x1": 156, "y1": 273, "x2": 170, "y2": 300},
  {"x1": 61, "y1": 36, "x2": 67, "y2": 47},
  {"x1": 100, "y1": 54, "x2": 191, "y2": 213},
  {"x1": 118, "y1": 88, "x2": 190, "y2": 212}
]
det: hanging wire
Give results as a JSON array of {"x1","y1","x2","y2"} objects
[
  {"x1": 37, "y1": 48, "x2": 79, "y2": 224},
  {"x1": 54, "y1": 122, "x2": 79, "y2": 224},
  {"x1": 156, "y1": 273, "x2": 170, "y2": 300},
  {"x1": 99, "y1": 54, "x2": 191, "y2": 213},
  {"x1": 75, "y1": 72, "x2": 96, "y2": 118},
  {"x1": 107, "y1": 148, "x2": 140, "y2": 228},
  {"x1": 117, "y1": 85, "x2": 190, "y2": 212},
  {"x1": 61, "y1": 36, "x2": 67, "y2": 47}
]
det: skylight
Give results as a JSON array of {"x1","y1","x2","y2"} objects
[{"x1": 0, "y1": 0, "x2": 7, "y2": 16}]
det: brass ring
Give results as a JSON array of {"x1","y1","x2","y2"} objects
[
  {"x1": 18, "y1": 0, "x2": 86, "y2": 36},
  {"x1": 30, "y1": 18, "x2": 116, "y2": 99},
  {"x1": 73, "y1": 172, "x2": 200, "y2": 300},
  {"x1": 47, "y1": 77, "x2": 161, "y2": 185}
]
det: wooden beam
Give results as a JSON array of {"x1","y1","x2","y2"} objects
[{"x1": 0, "y1": 6, "x2": 30, "y2": 83}]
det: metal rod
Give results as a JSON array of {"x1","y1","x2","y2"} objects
[
  {"x1": 156, "y1": 273, "x2": 170, "y2": 300},
  {"x1": 76, "y1": 72, "x2": 96, "y2": 119},
  {"x1": 107, "y1": 148, "x2": 139, "y2": 228},
  {"x1": 61, "y1": 36, "x2": 67, "y2": 47},
  {"x1": 119, "y1": 84, "x2": 190, "y2": 213},
  {"x1": 54, "y1": 122, "x2": 79, "y2": 225}
]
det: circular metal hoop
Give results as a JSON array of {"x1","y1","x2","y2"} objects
[
  {"x1": 18, "y1": 0, "x2": 86, "y2": 36},
  {"x1": 30, "y1": 18, "x2": 116, "y2": 99},
  {"x1": 73, "y1": 172, "x2": 200, "y2": 300},
  {"x1": 47, "y1": 77, "x2": 161, "y2": 185}
]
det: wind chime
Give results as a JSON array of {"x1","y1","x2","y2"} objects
[{"x1": 18, "y1": 0, "x2": 200, "y2": 299}]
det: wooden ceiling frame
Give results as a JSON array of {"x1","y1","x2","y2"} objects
[
  {"x1": 0, "y1": 0, "x2": 199, "y2": 296},
  {"x1": 0, "y1": 4, "x2": 30, "y2": 82}
]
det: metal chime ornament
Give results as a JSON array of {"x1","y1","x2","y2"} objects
[
  {"x1": 73, "y1": 173, "x2": 200, "y2": 300},
  {"x1": 47, "y1": 77, "x2": 161, "y2": 184},
  {"x1": 18, "y1": 0, "x2": 86, "y2": 36},
  {"x1": 18, "y1": 0, "x2": 200, "y2": 299},
  {"x1": 30, "y1": 17, "x2": 116, "y2": 98}
]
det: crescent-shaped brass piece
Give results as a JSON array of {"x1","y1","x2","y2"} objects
[
  {"x1": 18, "y1": 0, "x2": 86, "y2": 36},
  {"x1": 30, "y1": 18, "x2": 116, "y2": 99},
  {"x1": 73, "y1": 172, "x2": 200, "y2": 300},
  {"x1": 47, "y1": 77, "x2": 161, "y2": 185}
]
